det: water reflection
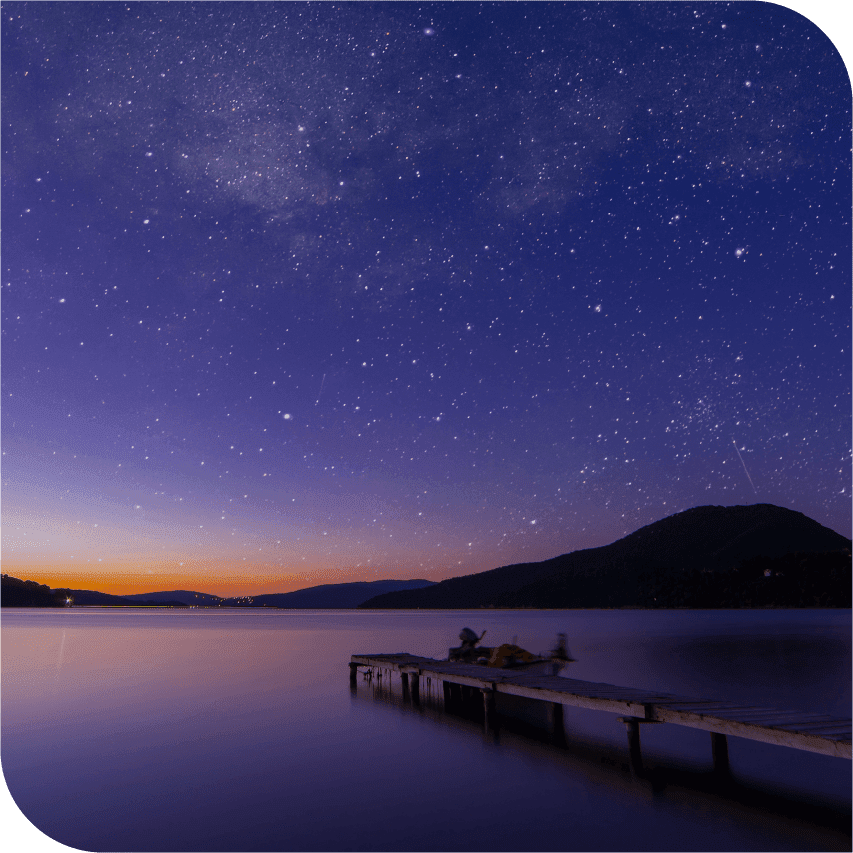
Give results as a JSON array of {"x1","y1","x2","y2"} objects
[
  {"x1": 352, "y1": 663, "x2": 851, "y2": 845},
  {"x1": 2, "y1": 608, "x2": 850, "y2": 852}
]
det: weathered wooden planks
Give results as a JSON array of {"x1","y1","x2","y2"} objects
[
  {"x1": 649, "y1": 705, "x2": 850, "y2": 759},
  {"x1": 351, "y1": 653, "x2": 852, "y2": 760}
]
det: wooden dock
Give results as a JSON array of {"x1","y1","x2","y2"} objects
[{"x1": 350, "y1": 654, "x2": 851, "y2": 775}]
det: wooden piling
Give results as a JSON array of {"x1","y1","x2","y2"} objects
[
  {"x1": 349, "y1": 662, "x2": 358, "y2": 688},
  {"x1": 711, "y1": 731, "x2": 730, "y2": 775},
  {"x1": 549, "y1": 701, "x2": 566, "y2": 746},
  {"x1": 482, "y1": 687, "x2": 496, "y2": 732},
  {"x1": 622, "y1": 717, "x2": 644, "y2": 777}
]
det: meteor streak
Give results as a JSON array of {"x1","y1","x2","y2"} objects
[{"x1": 732, "y1": 439, "x2": 758, "y2": 495}]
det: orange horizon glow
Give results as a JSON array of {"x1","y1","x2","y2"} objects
[{"x1": 0, "y1": 558, "x2": 455, "y2": 599}]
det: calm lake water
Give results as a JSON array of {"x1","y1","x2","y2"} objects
[{"x1": 2, "y1": 608, "x2": 850, "y2": 852}]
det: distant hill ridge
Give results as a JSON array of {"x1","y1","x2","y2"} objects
[
  {"x1": 359, "y1": 504, "x2": 851, "y2": 609},
  {"x1": 2, "y1": 577, "x2": 434, "y2": 608},
  {"x1": 121, "y1": 590, "x2": 225, "y2": 606},
  {"x1": 230, "y1": 579, "x2": 434, "y2": 608}
]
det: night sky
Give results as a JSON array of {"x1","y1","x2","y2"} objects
[{"x1": 3, "y1": 2, "x2": 850, "y2": 597}]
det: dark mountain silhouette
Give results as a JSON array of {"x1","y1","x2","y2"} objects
[
  {"x1": 359, "y1": 504, "x2": 851, "y2": 609},
  {"x1": 222, "y1": 579, "x2": 435, "y2": 608}
]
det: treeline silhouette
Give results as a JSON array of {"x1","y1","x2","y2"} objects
[
  {"x1": 1, "y1": 575, "x2": 187, "y2": 607},
  {"x1": 636, "y1": 551, "x2": 851, "y2": 608},
  {"x1": 2, "y1": 575, "x2": 71, "y2": 607}
]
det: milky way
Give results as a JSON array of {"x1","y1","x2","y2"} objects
[{"x1": 2, "y1": 2, "x2": 850, "y2": 595}]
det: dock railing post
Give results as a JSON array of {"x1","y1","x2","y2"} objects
[{"x1": 711, "y1": 732, "x2": 730, "y2": 776}]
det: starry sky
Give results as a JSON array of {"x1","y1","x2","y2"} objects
[{"x1": 2, "y1": 2, "x2": 850, "y2": 597}]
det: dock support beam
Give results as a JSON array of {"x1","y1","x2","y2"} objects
[
  {"x1": 410, "y1": 671, "x2": 420, "y2": 705},
  {"x1": 401, "y1": 672, "x2": 410, "y2": 700},
  {"x1": 349, "y1": 662, "x2": 359, "y2": 689},
  {"x1": 711, "y1": 732, "x2": 730, "y2": 776}
]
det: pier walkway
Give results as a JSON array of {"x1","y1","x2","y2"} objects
[{"x1": 350, "y1": 653, "x2": 851, "y2": 774}]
